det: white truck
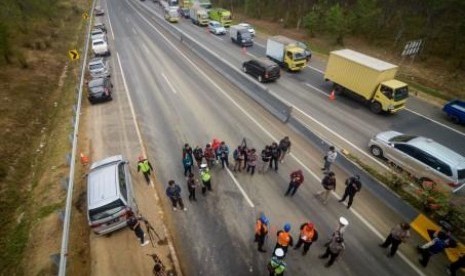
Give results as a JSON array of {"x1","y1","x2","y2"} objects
[
  {"x1": 266, "y1": 36, "x2": 307, "y2": 71},
  {"x1": 190, "y1": 4, "x2": 208, "y2": 26}
]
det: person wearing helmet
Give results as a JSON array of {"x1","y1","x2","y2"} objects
[
  {"x1": 338, "y1": 174, "x2": 362, "y2": 209},
  {"x1": 319, "y1": 236, "x2": 345, "y2": 267},
  {"x1": 254, "y1": 213, "x2": 269, "y2": 252},
  {"x1": 274, "y1": 223, "x2": 293, "y2": 256},
  {"x1": 294, "y1": 222, "x2": 319, "y2": 255},
  {"x1": 267, "y1": 248, "x2": 287, "y2": 276},
  {"x1": 200, "y1": 164, "x2": 212, "y2": 194},
  {"x1": 137, "y1": 155, "x2": 154, "y2": 184}
]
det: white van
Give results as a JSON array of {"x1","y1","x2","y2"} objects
[{"x1": 87, "y1": 155, "x2": 137, "y2": 235}]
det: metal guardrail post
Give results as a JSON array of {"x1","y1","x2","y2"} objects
[{"x1": 57, "y1": 0, "x2": 95, "y2": 274}]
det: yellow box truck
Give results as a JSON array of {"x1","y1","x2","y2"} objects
[
  {"x1": 324, "y1": 49, "x2": 409, "y2": 113},
  {"x1": 208, "y1": 8, "x2": 232, "y2": 27},
  {"x1": 266, "y1": 35, "x2": 308, "y2": 72}
]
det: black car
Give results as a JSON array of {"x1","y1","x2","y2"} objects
[
  {"x1": 88, "y1": 77, "x2": 112, "y2": 104},
  {"x1": 242, "y1": 58, "x2": 280, "y2": 83}
]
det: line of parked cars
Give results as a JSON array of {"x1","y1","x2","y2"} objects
[{"x1": 88, "y1": 19, "x2": 113, "y2": 104}]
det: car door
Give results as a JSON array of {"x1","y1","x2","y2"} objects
[
  {"x1": 250, "y1": 61, "x2": 260, "y2": 77},
  {"x1": 387, "y1": 143, "x2": 418, "y2": 173}
]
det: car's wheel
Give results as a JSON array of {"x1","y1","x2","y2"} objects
[
  {"x1": 370, "y1": 145, "x2": 383, "y2": 158},
  {"x1": 258, "y1": 75, "x2": 263, "y2": 82},
  {"x1": 242, "y1": 66, "x2": 247, "y2": 73},
  {"x1": 448, "y1": 115, "x2": 460, "y2": 124},
  {"x1": 370, "y1": 101, "x2": 382, "y2": 113}
]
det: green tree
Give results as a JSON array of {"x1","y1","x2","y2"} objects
[
  {"x1": 349, "y1": 0, "x2": 380, "y2": 38},
  {"x1": 325, "y1": 3, "x2": 349, "y2": 44}
]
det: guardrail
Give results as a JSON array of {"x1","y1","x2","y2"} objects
[{"x1": 52, "y1": 1, "x2": 95, "y2": 275}]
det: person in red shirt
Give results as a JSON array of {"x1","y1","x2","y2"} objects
[{"x1": 284, "y1": 170, "x2": 304, "y2": 196}]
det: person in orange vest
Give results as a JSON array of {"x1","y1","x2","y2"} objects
[
  {"x1": 274, "y1": 223, "x2": 293, "y2": 256},
  {"x1": 294, "y1": 222, "x2": 319, "y2": 255},
  {"x1": 254, "y1": 213, "x2": 269, "y2": 253}
]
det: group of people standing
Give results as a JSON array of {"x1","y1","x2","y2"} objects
[{"x1": 259, "y1": 215, "x2": 349, "y2": 275}]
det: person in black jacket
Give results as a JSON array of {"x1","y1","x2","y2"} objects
[
  {"x1": 126, "y1": 210, "x2": 149, "y2": 247},
  {"x1": 269, "y1": 142, "x2": 281, "y2": 172},
  {"x1": 338, "y1": 175, "x2": 362, "y2": 209}
]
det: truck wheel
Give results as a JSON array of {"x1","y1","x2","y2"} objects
[
  {"x1": 370, "y1": 145, "x2": 383, "y2": 158},
  {"x1": 370, "y1": 101, "x2": 382, "y2": 113}
]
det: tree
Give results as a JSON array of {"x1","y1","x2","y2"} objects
[
  {"x1": 349, "y1": 0, "x2": 380, "y2": 38},
  {"x1": 324, "y1": 3, "x2": 350, "y2": 45}
]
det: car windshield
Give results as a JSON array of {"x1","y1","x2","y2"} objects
[
  {"x1": 89, "y1": 64, "x2": 103, "y2": 70},
  {"x1": 93, "y1": 41, "x2": 104, "y2": 45},
  {"x1": 241, "y1": 32, "x2": 251, "y2": 39},
  {"x1": 394, "y1": 86, "x2": 409, "y2": 101},
  {"x1": 89, "y1": 79, "x2": 104, "y2": 87},
  {"x1": 212, "y1": 23, "x2": 220, "y2": 27},
  {"x1": 389, "y1": 134, "x2": 416, "y2": 143},
  {"x1": 89, "y1": 199, "x2": 124, "y2": 221},
  {"x1": 293, "y1": 52, "x2": 306, "y2": 60}
]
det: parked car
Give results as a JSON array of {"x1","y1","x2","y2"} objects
[
  {"x1": 93, "y1": 21, "x2": 107, "y2": 33},
  {"x1": 368, "y1": 130, "x2": 465, "y2": 193},
  {"x1": 242, "y1": 58, "x2": 280, "y2": 83},
  {"x1": 238, "y1": 22, "x2": 255, "y2": 36},
  {"x1": 208, "y1": 21, "x2": 226, "y2": 35},
  {"x1": 87, "y1": 77, "x2": 113, "y2": 103},
  {"x1": 87, "y1": 155, "x2": 137, "y2": 235},
  {"x1": 92, "y1": 38, "x2": 110, "y2": 56},
  {"x1": 88, "y1": 57, "x2": 110, "y2": 78},
  {"x1": 94, "y1": 6, "x2": 104, "y2": 16},
  {"x1": 443, "y1": 100, "x2": 465, "y2": 125},
  {"x1": 91, "y1": 28, "x2": 106, "y2": 41}
]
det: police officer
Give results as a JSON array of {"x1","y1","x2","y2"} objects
[
  {"x1": 137, "y1": 156, "x2": 154, "y2": 184},
  {"x1": 268, "y1": 248, "x2": 287, "y2": 276},
  {"x1": 200, "y1": 164, "x2": 212, "y2": 194},
  {"x1": 319, "y1": 236, "x2": 345, "y2": 267},
  {"x1": 338, "y1": 175, "x2": 362, "y2": 209},
  {"x1": 379, "y1": 222, "x2": 410, "y2": 257}
]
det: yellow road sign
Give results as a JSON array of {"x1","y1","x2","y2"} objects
[
  {"x1": 82, "y1": 12, "x2": 89, "y2": 20},
  {"x1": 68, "y1": 49, "x2": 79, "y2": 61}
]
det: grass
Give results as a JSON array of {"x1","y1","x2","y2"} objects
[{"x1": 0, "y1": 0, "x2": 88, "y2": 273}]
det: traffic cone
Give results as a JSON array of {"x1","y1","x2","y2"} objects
[
  {"x1": 329, "y1": 90, "x2": 335, "y2": 101},
  {"x1": 80, "y1": 153, "x2": 89, "y2": 166}
]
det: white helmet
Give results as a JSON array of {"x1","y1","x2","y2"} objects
[
  {"x1": 339, "y1": 217, "x2": 349, "y2": 226},
  {"x1": 274, "y1": 248, "x2": 284, "y2": 257},
  {"x1": 200, "y1": 163, "x2": 208, "y2": 169}
]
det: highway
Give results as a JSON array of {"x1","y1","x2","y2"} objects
[
  {"x1": 84, "y1": 0, "x2": 452, "y2": 274},
  {"x1": 139, "y1": 2, "x2": 465, "y2": 161}
]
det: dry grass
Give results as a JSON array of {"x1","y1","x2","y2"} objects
[{"x1": 0, "y1": 0, "x2": 88, "y2": 274}]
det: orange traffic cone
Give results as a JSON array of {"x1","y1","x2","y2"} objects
[
  {"x1": 329, "y1": 90, "x2": 335, "y2": 101},
  {"x1": 80, "y1": 153, "x2": 89, "y2": 166}
]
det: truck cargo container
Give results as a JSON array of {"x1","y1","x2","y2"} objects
[
  {"x1": 266, "y1": 36, "x2": 307, "y2": 72},
  {"x1": 324, "y1": 49, "x2": 409, "y2": 113}
]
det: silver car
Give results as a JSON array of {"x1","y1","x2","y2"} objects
[
  {"x1": 87, "y1": 155, "x2": 137, "y2": 235},
  {"x1": 91, "y1": 28, "x2": 106, "y2": 41},
  {"x1": 88, "y1": 57, "x2": 110, "y2": 78},
  {"x1": 368, "y1": 131, "x2": 465, "y2": 193},
  {"x1": 208, "y1": 21, "x2": 226, "y2": 35}
]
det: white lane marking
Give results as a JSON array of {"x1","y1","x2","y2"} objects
[
  {"x1": 406, "y1": 108, "x2": 465, "y2": 137},
  {"x1": 161, "y1": 73, "x2": 177, "y2": 94},
  {"x1": 141, "y1": 42, "x2": 150, "y2": 54},
  {"x1": 132, "y1": 27, "x2": 138, "y2": 35},
  {"x1": 210, "y1": 34, "x2": 224, "y2": 41},
  {"x1": 304, "y1": 82, "x2": 327, "y2": 97},
  {"x1": 227, "y1": 169, "x2": 255, "y2": 207},
  {"x1": 130, "y1": 6, "x2": 423, "y2": 274},
  {"x1": 245, "y1": 51, "x2": 258, "y2": 58},
  {"x1": 107, "y1": 13, "x2": 115, "y2": 40},
  {"x1": 307, "y1": 65, "x2": 324, "y2": 74},
  {"x1": 116, "y1": 52, "x2": 183, "y2": 276},
  {"x1": 116, "y1": 52, "x2": 148, "y2": 167}
]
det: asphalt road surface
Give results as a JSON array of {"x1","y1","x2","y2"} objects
[{"x1": 84, "y1": 0, "x2": 452, "y2": 275}]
